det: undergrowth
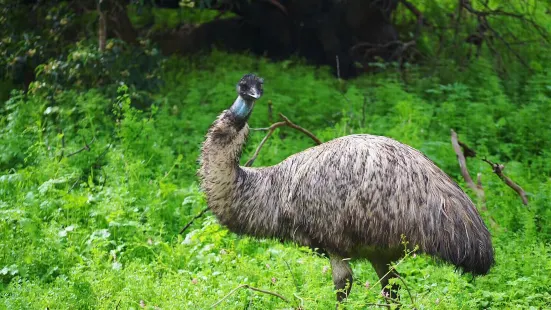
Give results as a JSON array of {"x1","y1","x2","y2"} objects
[
  {"x1": 1, "y1": 49, "x2": 550, "y2": 309},
  {"x1": 1, "y1": 1, "x2": 551, "y2": 308}
]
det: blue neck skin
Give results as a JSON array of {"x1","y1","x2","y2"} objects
[{"x1": 229, "y1": 95, "x2": 255, "y2": 121}]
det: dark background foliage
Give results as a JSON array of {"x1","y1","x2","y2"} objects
[{"x1": 1, "y1": 0, "x2": 550, "y2": 308}]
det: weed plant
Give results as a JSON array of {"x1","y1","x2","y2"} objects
[{"x1": 1, "y1": 2, "x2": 551, "y2": 309}]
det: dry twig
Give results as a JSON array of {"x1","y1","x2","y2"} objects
[
  {"x1": 459, "y1": 0, "x2": 544, "y2": 70},
  {"x1": 465, "y1": 1, "x2": 549, "y2": 43},
  {"x1": 450, "y1": 129, "x2": 536, "y2": 228},
  {"x1": 278, "y1": 114, "x2": 322, "y2": 144},
  {"x1": 245, "y1": 120, "x2": 286, "y2": 167},
  {"x1": 450, "y1": 130, "x2": 500, "y2": 227},
  {"x1": 458, "y1": 140, "x2": 477, "y2": 158},
  {"x1": 179, "y1": 207, "x2": 209, "y2": 235},
  {"x1": 399, "y1": 0, "x2": 431, "y2": 28},
  {"x1": 65, "y1": 136, "x2": 97, "y2": 158},
  {"x1": 450, "y1": 129, "x2": 486, "y2": 204},
  {"x1": 211, "y1": 284, "x2": 289, "y2": 308},
  {"x1": 482, "y1": 158, "x2": 529, "y2": 206},
  {"x1": 245, "y1": 113, "x2": 322, "y2": 167}
]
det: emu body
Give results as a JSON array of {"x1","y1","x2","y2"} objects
[{"x1": 199, "y1": 74, "x2": 494, "y2": 304}]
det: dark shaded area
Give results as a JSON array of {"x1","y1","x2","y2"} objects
[
  {"x1": 5, "y1": 0, "x2": 547, "y2": 89},
  {"x1": 13, "y1": 0, "x2": 401, "y2": 79},
  {"x1": 152, "y1": 0, "x2": 400, "y2": 78}
]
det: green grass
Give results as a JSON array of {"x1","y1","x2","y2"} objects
[{"x1": 1, "y1": 47, "x2": 551, "y2": 309}]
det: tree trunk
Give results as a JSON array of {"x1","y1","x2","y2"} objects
[{"x1": 98, "y1": 0, "x2": 107, "y2": 51}]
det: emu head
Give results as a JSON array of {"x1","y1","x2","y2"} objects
[{"x1": 236, "y1": 74, "x2": 264, "y2": 101}]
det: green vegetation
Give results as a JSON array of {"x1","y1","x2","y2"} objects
[{"x1": 1, "y1": 1, "x2": 551, "y2": 309}]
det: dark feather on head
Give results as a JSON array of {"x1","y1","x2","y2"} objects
[{"x1": 236, "y1": 73, "x2": 264, "y2": 100}]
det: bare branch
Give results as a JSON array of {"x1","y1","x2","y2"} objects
[
  {"x1": 399, "y1": 0, "x2": 431, "y2": 28},
  {"x1": 450, "y1": 129, "x2": 485, "y2": 203},
  {"x1": 211, "y1": 284, "x2": 289, "y2": 308},
  {"x1": 472, "y1": 1, "x2": 549, "y2": 43},
  {"x1": 459, "y1": 0, "x2": 546, "y2": 70},
  {"x1": 485, "y1": 23, "x2": 531, "y2": 69},
  {"x1": 458, "y1": 140, "x2": 477, "y2": 158},
  {"x1": 482, "y1": 158, "x2": 529, "y2": 205},
  {"x1": 245, "y1": 121, "x2": 287, "y2": 167},
  {"x1": 66, "y1": 137, "x2": 97, "y2": 158},
  {"x1": 451, "y1": 130, "x2": 500, "y2": 228},
  {"x1": 278, "y1": 113, "x2": 322, "y2": 145},
  {"x1": 245, "y1": 114, "x2": 322, "y2": 167},
  {"x1": 381, "y1": 294, "x2": 402, "y2": 306},
  {"x1": 179, "y1": 207, "x2": 209, "y2": 235}
]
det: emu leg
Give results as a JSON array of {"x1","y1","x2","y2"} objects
[
  {"x1": 371, "y1": 259, "x2": 400, "y2": 301},
  {"x1": 329, "y1": 254, "x2": 354, "y2": 303}
]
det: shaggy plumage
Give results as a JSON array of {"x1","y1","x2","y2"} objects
[{"x1": 198, "y1": 74, "x2": 494, "y2": 303}]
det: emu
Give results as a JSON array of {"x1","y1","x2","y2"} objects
[{"x1": 198, "y1": 74, "x2": 494, "y2": 304}]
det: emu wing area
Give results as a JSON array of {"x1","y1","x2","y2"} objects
[{"x1": 277, "y1": 134, "x2": 481, "y2": 257}]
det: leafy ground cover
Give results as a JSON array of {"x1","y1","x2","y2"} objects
[
  {"x1": 1, "y1": 1, "x2": 551, "y2": 309},
  {"x1": 1, "y1": 50, "x2": 550, "y2": 309}
]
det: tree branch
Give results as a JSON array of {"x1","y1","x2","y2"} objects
[
  {"x1": 399, "y1": 0, "x2": 431, "y2": 28},
  {"x1": 459, "y1": 0, "x2": 544, "y2": 70},
  {"x1": 278, "y1": 113, "x2": 322, "y2": 145},
  {"x1": 245, "y1": 121, "x2": 287, "y2": 167},
  {"x1": 245, "y1": 113, "x2": 322, "y2": 167},
  {"x1": 179, "y1": 207, "x2": 209, "y2": 235},
  {"x1": 211, "y1": 284, "x2": 289, "y2": 308},
  {"x1": 459, "y1": 140, "x2": 477, "y2": 158},
  {"x1": 450, "y1": 130, "x2": 501, "y2": 228},
  {"x1": 450, "y1": 129, "x2": 486, "y2": 204},
  {"x1": 66, "y1": 136, "x2": 97, "y2": 158},
  {"x1": 466, "y1": 1, "x2": 549, "y2": 43},
  {"x1": 482, "y1": 158, "x2": 529, "y2": 206}
]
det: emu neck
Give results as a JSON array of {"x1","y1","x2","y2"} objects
[
  {"x1": 230, "y1": 95, "x2": 254, "y2": 122},
  {"x1": 199, "y1": 96, "x2": 254, "y2": 219}
]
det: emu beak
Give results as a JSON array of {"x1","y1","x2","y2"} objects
[{"x1": 247, "y1": 88, "x2": 261, "y2": 100}]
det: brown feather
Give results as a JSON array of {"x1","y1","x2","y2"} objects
[{"x1": 199, "y1": 113, "x2": 494, "y2": 276}]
